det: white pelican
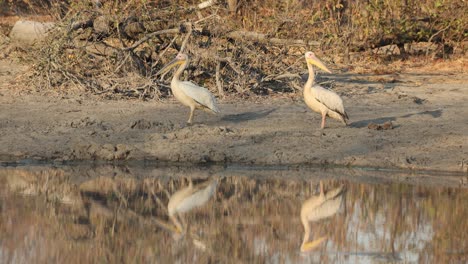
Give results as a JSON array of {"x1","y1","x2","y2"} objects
[
  {"x1": 300, "y1": 181, "x2": 344, "y2": 252},
  {"x1": 303, "y1": 51, "x2": 349, "y2": 129},
  {"x1": 156, "y1": 53, "x2": 220, "y2": 124},
  {"x1": 168, "y1": 178, "x2": 218, "y2": 233}
]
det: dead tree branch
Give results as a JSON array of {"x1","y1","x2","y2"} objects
[
  {"x1": 179, "y1": 23, "x2": 193, "y2": 54},
  {"x1": 197, "y1": 0, "x2": 218, "y2": 9},
  {"x1": 227, "y1": 31, "x2": 321, "y2": 47},
  {"x1": 123, "y1": 28, "x2": 180, "y2": 51}
]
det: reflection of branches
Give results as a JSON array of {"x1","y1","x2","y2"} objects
[{"x1": 389, "y1": 195, "x2": 402, "y2": 254}]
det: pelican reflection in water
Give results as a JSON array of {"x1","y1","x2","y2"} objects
[
  {"x1": 168, "y1": 178, "x2": 218, "y2": 234},
  {"x1": 300, "y1": 181, "x2": 345, "y2": 252}
]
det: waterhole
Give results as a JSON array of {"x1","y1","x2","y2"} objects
[{"x1": 1, "y1": 164, "x2": 466, "y2": 263}]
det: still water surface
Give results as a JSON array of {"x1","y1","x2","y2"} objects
[{"x1": 0, "y1": 164, "x2": 467, "y2": 263}]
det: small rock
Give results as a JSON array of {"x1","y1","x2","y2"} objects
[
  {"x1": 313, "y1": 130, "x2": 325, "y2": 137},
  {"x1": 12, "y1": 151, "x2": 25, "y2": 157},
  {"x1": 412, "y1": 97, "x2": 426, "y2": 104},
  {"x1": 367, "y1": 123, "x2": 380, "y2": 130},
  {"x1": 131, "y1": 119, "x2": 152, "y2": 129},
  {"x1": 381, "y1": 121, "x2": 393, "y2": 130},
  {"x1": 9, "y1": 20, "x2": 55, "y2": 47},
  {"x1": 97, "y1": 148, "x2": 115, "y2": 160},
  {"x1": 368, "y1": 121, "x2": 393, "y2": 130},
  {"x1": 115, "y1": 144, "x2": 132, "y2": 160},
  {"x1": 93, "y1": 15, "x2": 111, "y2": 35}
]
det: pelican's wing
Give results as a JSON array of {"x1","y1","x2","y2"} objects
[
  {"x1": 324, "y1": 185, "x2": 345, "y2": 200},
  {"x1": 311, "y1": 85, "x2": 348, "y2": 119},
  {"x1": 168, "y1": 185, "x2": 194, "y2": 216},
  {"x1": 180, "y1": 81, "x2": 220, "y2": 113},
  {"x1": 306, "y1": 193, "x2": 343, "y2": 222},
  {"x1": 175, "y1": 180, "x2": 217, "y2": 214}
]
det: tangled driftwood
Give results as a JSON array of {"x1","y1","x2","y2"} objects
[
  {"x1": 21, "y1": 1, "x2": 325, "y2": 99},
  {"x1": 19, "y1": 0, "x2": 463, "y2": 98}
]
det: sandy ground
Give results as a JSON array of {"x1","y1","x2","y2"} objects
[{"x1": 0, "y1": 57, "x2": 467, "y2": 173}]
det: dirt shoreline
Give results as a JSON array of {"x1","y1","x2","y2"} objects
[{"x1": 1, "y1": 58, "x2": 467, "y2": 173}]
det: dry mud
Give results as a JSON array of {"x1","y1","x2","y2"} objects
[{"x1": 0, "y1": 58, "x2": 467, "y2": 173}]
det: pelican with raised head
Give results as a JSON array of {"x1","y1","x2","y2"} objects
[
  {"x1": 156, "y1": 53, "x2": 220, "y2": 124},
  {"x1": 304, "y1": 52, "x2": 348, "y2": 129},
  {"x1": 300, "y1": 181, "x2": 345, "y2": 252}
]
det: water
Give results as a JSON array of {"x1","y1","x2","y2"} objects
[{"x1": 0, "y1": 164, "x2": 467, "y2": 263}]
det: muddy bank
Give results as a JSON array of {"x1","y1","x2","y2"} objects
[{"x1": 1, "y1": 58, "x2": 467, "y2": 172}]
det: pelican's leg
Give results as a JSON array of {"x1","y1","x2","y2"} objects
[
  {"x1": 320, "y1": 112, "x2": 327, "y2": 129},
  {"x1": 319, "y1": 181, "x2": 325, "y2": 198},
  {"x1": 342, "y1": 117, "x2": 348, "y2": 126},
  {"x1": 180, "y1": 215, "x2": 188, "y2": 233},
  {"x1": 301, "y1": 222, "x2": 311, "y2": 251},
  {"x1": 187, "y1": 106, "x2": 195, "y2": 124}
]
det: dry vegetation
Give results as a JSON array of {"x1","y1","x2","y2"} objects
[{"x1": 1, "y1": 0, "x2": 467, "y2": 99}]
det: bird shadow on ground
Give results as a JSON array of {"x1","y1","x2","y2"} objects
[
  {"x1": 350, "y1": 109, "x2": 442, "y2": 128},
  {"x1": 220, "y1": 108, "x2": 276, "y2": 123}
]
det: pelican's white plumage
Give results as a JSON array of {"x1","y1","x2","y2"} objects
[
  {"x1": 178, "y1": 80, "x2": 220, "y2": 113},
  {"x1": 310, "y1": 85, "x2": 346, "y2": 118},
  {"x1": 157, "y1": 53, "x2": 219, "y2": 124},
  {"x1": 168, "y1": 179, "x2": 218, "y2": 233},
  {"x1": 303, "y1": 51, "x2": 348, "y2": 129},
  {"x1": 168, "y1": 179, "x2": 217, "y2": 217}
]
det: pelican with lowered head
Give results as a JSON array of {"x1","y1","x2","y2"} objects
[
  {"x1": 303, "y1": 51, "x2": 348, "y2": 129},
  {"x1": 156, "y1": 53, "x2": 220, "y2": 124}
]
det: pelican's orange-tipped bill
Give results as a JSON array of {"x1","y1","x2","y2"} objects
[
  {"x1": 306, "y1": 56, "x2": 332, "y2": 73},
  {"x1": 305, "y1": 52, "x2": 332, "y2": 73},
  {"x1": 300, "y1": 235, "x2": 327, "y2": 252},
  {"x1": 156, "y1": 57, "x2": 185, "y2": 75}
]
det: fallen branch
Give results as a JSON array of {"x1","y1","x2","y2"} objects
[
  {"x1": 227, "y1": 30, "x2": 320, "y2": 47},
  {"x1": 194, "y1": 47, "x2": 243, "y2": 75},
  {"x1": 426, "y1": 25, "x2": 451, "y2": 56},
  {"x1": 261, "y1": 73, "x2": 301, "y2": 82},
  {"x1": 198, "y1": 0, "x2": 218, "y2": 9},
  {"x1": 215, "y1": 61, "x2": 224, "y2": 96},
  {"x1": 289, "y1": 80, "x2": 303, "y2": 91},
  {"x1": 122, "y1": 22, "x2": 196, "y2": 52},
  {"x1": 179, "y1": 23, "x2": 193, "y2": 53},
  {"x1": 123, "y1": 27, "x2": 181, "y2": 51},
  {"x1": 70, "y1": 19, "x2": 93, "y2": 32}
]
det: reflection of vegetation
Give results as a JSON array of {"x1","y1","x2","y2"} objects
[
  {"x1": 344, "y1": 183, "x2": 468, "y2": 263},
  {"x1": 0, "y1": 167, "x2": 467, "y2": 263}
]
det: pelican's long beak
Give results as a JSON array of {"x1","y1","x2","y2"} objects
[
  {"x1": 300, "y1": 236, "x2": 327, "y2": 252},
  {"x1": 307, "y1": 57, "x2": 332, "y2": 74},
  {"x1": 156, "y1": 57, "x2": 185, "y2": 75}
]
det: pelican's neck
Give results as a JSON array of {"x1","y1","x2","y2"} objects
[
  {"x1": 305, "y1": 62, "x2": 315, "y2": 92},
  {"x1": 301, "y1": 215, "x2": 312, "y2": 250},
  {"x1": 172, "y1": 60, "x2": 189, "y2": 83},
  {"x1": 301, "y1": 211, "x2": 311, "y2": 240}
]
